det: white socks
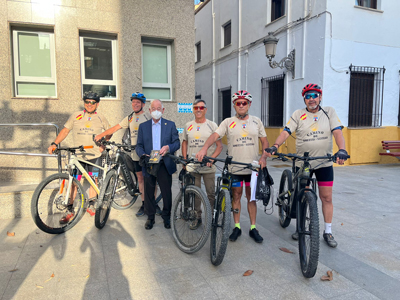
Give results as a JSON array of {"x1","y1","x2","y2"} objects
[{"x1": 325, "y1": 223, "x2": 332, "y2": 234}]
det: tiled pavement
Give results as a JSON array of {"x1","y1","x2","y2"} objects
[{"x1": 0, "y1": 160, "x2": 399, "y2": 300}]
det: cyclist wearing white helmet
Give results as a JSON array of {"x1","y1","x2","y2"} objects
[
  {"x1": 48, "y1": 91, "x2": 111, "y2": 222},
  {"x1": 196, "y1": 90, "x2": 270, "y2": 243},
  {"x1": 266, "y1": 83, "x2": 348, "y2": 248},
  {"x1": 95, "y1": 92, "x2": 162, "y2": 216}
]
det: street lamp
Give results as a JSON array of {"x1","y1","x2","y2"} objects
[{"x1": 263, "y1": 32, "x2": 295, "y2": 79}]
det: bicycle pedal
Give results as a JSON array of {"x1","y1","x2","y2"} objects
[{"x1": 134, "y1": 192, "x2": 142, "y2": 196}]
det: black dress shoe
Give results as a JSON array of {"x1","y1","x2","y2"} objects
[
  {"x1": 164, "y1": 219, "x2": 171, "y2": 229},
  {"x1": 145, "y1": 219, "x2": 155, "y2": 230}
]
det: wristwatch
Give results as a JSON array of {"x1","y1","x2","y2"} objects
[{"x1": 51, "y1": 142, "x2": 58, "y2": 147}]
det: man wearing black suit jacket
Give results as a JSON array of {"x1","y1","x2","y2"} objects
[{"x1": 136, "y1": 99, "x2": 180, "y2": 230}]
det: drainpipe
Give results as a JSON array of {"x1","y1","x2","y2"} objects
[
  {"x1": 285, "y1": 0, "x2": 291, "y2": 122},
  {"x1": 212, "y1": 1, "x2": 216, "y2": 122},
  {"x1": 237, "y1": 0, "x2": 242, "y2": 90}
]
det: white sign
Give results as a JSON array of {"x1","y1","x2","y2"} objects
[{"x1": 177, "y1": 103, "x2": 193, "y2": 113}]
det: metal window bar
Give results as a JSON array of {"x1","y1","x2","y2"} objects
[
  {"x1": 261, "y1": 74, "x2": 285, "y2": 127},
  {"x1": 348, "y1": 65, "x2": 385, "y2": 127},
  {"x1": 0, "y1": 123, "x2": 62, "y2": 173},
  {"x1": 398, "y1": 71, "x2": 400, "y2": 126}
]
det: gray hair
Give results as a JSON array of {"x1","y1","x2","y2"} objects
[{"x1": 150, "y1": 99, "x2": 164, "y2": 109}]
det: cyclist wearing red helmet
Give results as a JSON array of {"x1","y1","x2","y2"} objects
[
  {"x1": 196, "y1": 90, "x2": 270, "y2": 243},
  {"x1": 266, "y1": 84, "x2": 348, "y2": 247}
]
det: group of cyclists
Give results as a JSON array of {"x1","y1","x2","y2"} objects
[{"x1": 48, "y1": 83, "x2": 348, "y2": 247}]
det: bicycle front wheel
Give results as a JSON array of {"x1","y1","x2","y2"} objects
[
  {"x1": 31, "y1": 173, "x2": 87, "y2": 234},
  {"x1": 278, "y1": 169, "x2": 292, "y2": 228},
  {"x1": 298, "y1": 192, "x2": 320, "y2": 278},
  {"x1": 111, "y1": 171, "x2": 138, "y2": 210},
  {"x1": 95, "y1": 169, "x2": 117, "y2": 229},
  {"x1": 171, "y1": 185, "x2": 212, "y2": 254},
  {"x1": 210, "y1": 189, "x2": 231, "y2": 266}
]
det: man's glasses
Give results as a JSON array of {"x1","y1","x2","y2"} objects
[
  {"x1": 84, "y1": 100, "x2": 97, "y2": 105},
  {"x1": 193, "y1": 106, "x2": 206, "y2": 111},
  {"x1": 304, "y1": 93, "x2": 319, "y2": 100},
  {"x1": 235, "y1": 101, "x2": 248, "y2": 107}
]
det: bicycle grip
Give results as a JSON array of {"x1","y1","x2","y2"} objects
[{"x1": 84, "y1": 146, "x2": 94, "y2": 149}]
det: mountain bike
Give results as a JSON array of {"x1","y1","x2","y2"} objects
[
  {"x1": 272, "y1": 151, "x2": 348, "y2": 278},
  {"x1": 203, "y1": 155, "x2": 260, "y2": 266},
  {"x1": 166, "y1": 153, "x2": 212, "y2": 254},
  {"x1": 31, "y1": 145, "x2": 113, "y2": 234},
  {"x1": 95, "y1": 141, "x2": 140, "y2": 229}
]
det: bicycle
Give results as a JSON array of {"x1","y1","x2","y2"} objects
[
  {"x1": 271, "y1": 151, "x2": 348, "y2": 278},
  {"x1": 95, "y1": 140, "x2": 141, "y2": 229},
  {"x1": 203, "y1": 155, "x2": 260, "y2": 266},
  {"x1": 165, "y1": 153, "x2": 212, "y2": 254},
  {"x1": 31, "y1": 145, "x2": 113, "y2": 234}
]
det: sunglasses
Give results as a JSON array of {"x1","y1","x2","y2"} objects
[
  {"x1": 84, "y1": 100, "x2": 97, "y2": 105},
  {"x1": 193, "y1": 106, "x2": 206, "y2": 111},
  {"x1": 235, "y1": 101, "x2": 248, "y2": 107},
  {"x1": 304, "y1": 93, "x2": 319, "y2": 100}
]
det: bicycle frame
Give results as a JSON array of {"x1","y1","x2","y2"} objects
[
  {"x1": 111, "y1": 148, "x2": 137, "y2": 197},
  {"x1": 215, "y1": 162, "x2": 233, "y2": 215},
  {"x1": 179, "y1": 172, "x2": 196, "y2": 218},
  {"x1": 62, "y1": 152, "x2": 111, "y2": 206},
  {"x1": 282, "y1": 158, "x2": 318, "y2": 221}
]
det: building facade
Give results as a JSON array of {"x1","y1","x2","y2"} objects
[
  {"x1": 0, "y1": 0, "x2": 196, "y2": 183},
  {"x1": 195, "y1": 0, "x2": 400, "y2": 165}
]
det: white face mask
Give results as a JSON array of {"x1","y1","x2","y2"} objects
[{"x1": 151, "y1": 110, "x2": 162, "y2": 120}]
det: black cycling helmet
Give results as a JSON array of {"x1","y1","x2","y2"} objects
[
  {"x1": 131, "y1": 92, "x2": 146, "y2": 104},
  {"x1": 83, "y1": 91, "x2": 100, "y2": 103}
]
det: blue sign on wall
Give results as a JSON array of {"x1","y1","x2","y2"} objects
[{"x1": 177, "y1": 103, "x2": 193, "y2": 113}]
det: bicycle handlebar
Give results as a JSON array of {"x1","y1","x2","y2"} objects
[
  {"x1": 98, "y1": 140, "x2": 135, "y2": 152},
  {"x1": 164, "y1": 153, "x2": 206, "y2": 166},
  {"x1": 203, "y1": 155, "x2": 260, "y2": 170},
  {"x1": 269, "y1": 151, "x2": 349, "y2": 163},
  {"x1": 54, "y1": 145, "x2": 93, "y2": 154}
]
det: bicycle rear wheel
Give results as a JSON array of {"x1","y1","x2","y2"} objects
[
  {"x1": 31, "y1": 173, "x2": 87, "y2": 234},
  {"x1": 210, "y1": 189, "x2": 231, "y2": 266},
  {"x1": 278, "y1": 169, "x2": 292, "y2": 228},
  {"x1": 171, "y1": 185, "x2": 212, "y2": 253},
  {"x1": 111, "y1": 170, "x2": 138, "y2": 210},
  {"x1": 298, "y1": 192, "x2": 320, "y2": 278},
  {"x1": 95, "y1": 169, "x2": 117, "y2": 229}
]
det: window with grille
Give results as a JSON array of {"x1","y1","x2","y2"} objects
[
  {"x1": 348, "y1": 65, "x2": 385, "y2": 127},
  {"x1": 261, "y1": 74, "x2": 285, "y2": 127},
  {"x1": 218, "y1": 87, "x2": 231, "y2": 125},
  {"x1": 222, "y1": 21, "x2": 231, "y2": 48},
  {"x1": 355, "y1": 0, "x2": 377, "y2": 9}
]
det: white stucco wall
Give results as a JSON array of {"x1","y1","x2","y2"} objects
[{"x1": 195, "y1": 0, "x2": 400, "y2": 127}]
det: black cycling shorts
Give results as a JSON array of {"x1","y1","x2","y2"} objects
[
  {"x1": 231, "y1": 174, "x2": 252, "y2": 187},
  {"x1": 296, "y1": 166, "x2": 334, "y2": 187}
]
